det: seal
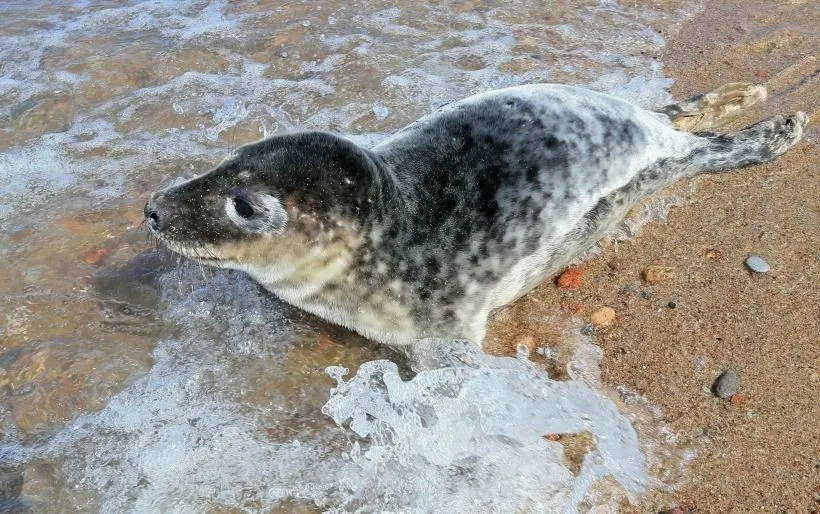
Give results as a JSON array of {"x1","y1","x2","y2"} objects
[{"x1": 145, "y1": 83, "x2": 808, "y2": 346}]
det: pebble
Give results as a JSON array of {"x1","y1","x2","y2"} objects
[
  {"x1": 555, "y1": 266, "x2": 584, "y2": 289},
  {"x1": 744, "y1": 255, "x2": 770, "y2": 273},
  {"x1": 589, "y1": 307, "x2": 615, "y2": 327},
  {"x1": 83, "y1": 247, "x2": 109, "y2": 265},
  {"x1": 642, "y1": 264, "x2": 677, "y2": 284},
  {"x1": 712, "y1": 370, "x2": 740, "y2": 398},
  {"x1": 372, "y1": 103, "x2": 390, "y2": 120}
]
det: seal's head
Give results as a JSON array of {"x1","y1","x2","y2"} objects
[{"x1": 144, "y1": 132, "x2": 384, "y2": 286}]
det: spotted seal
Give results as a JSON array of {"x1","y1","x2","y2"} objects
[{"x1": 145, "y1": 83, "x2": 807, "y2": 346}]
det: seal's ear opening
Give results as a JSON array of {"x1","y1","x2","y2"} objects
[{"x1": 224, "y1": 188, "x2": 288, "y2": 234}]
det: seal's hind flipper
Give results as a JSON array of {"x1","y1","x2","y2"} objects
[
  {"x1": 657, "y1": 82, "x2": 768, "y2": 132},
  {"x1": 692, "y1": 112, "x2": 808, "y2": 174}
]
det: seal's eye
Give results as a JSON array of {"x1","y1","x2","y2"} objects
[
  {"x1": 225, "y1": 190, "x2": 287, "y2": 234},
  {"x1": 232, "y1": 197, "x2": 254, "y2": 218}
]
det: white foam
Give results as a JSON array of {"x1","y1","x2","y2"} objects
[
  {"x1": 322, "y1": 343, "x2": 650, "y2": 513},
  {"x1": 204, "y1": 96, "x2": 249, "y2": 141},
  {"x1": 0, "y1": 145, "x2": 75, "y2": 218}
]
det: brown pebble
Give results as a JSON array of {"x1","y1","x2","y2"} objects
[
  {"x1": 543, "y1": 433, "x2": 561, "y2": 441},
  {"x1": 729, "y1": 393, "x2": 745, "y2": 406},
  {"x1": 555, "y1": 267, "x2": 585, "y2": 289},
  {"x1": 589, "y1": 307, "x2": 616, "y2": 327},
  {"x1": 642, "y1": 264, "x2": 677, "y2": 284},
  {"x1": 705, "y1": 248, "x2": 723, "y2": 260},
  {"x1": 83, "y1": 248, "x2": 109, "y2": 265}
]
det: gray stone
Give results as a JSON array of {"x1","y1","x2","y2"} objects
[
  {"x1": 744, "y1": 255, "x2": 770, "y2": 273},
  {"x1": 712, "y1": 370, "x2": 739, "y2": 398},
  {"x1": 372, "y1": 103, "x2": 390, "y2": 120}
]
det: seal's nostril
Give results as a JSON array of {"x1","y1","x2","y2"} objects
[
  {"x1": 144, "y1": 201, "x2": 161, "y2": 229},
  {"x1": 144, "y1": 194, "x2": 163, "y2": 230}
]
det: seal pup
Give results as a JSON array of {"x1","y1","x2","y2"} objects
[{"x1": 145, "y1": 83, "x2": 807, "y2": 346}]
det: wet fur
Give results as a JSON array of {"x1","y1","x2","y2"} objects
[{"x1": 146, "y1": 84, "x2": 808, "y2": 346}]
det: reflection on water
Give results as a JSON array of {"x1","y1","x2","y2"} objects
[{"x1": 1, "y1": 0, "x2": 700, "y2": 511}]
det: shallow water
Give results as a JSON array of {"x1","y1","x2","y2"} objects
[{"x1": 1, "y1": 1, "x2": 701, "y2": 512}]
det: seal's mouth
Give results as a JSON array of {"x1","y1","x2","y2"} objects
[{"x1": 148, "y1": 230, "x2": 230, "y2": 265}]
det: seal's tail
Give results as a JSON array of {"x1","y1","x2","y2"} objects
[
  {"x1": 657, "y1": 82, "x2": 767, "y2": 132},
  {"x1": 690, "y1": 111, "x2": 808, "y2": 174}
]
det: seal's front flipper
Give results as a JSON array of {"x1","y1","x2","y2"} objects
[{"x1": 657, "y1": 82, "x2": 768, "y2": 132}]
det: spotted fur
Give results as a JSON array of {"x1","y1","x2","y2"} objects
[{"x1": 145, "y1": 84, "x2": 808, "y2": 346}]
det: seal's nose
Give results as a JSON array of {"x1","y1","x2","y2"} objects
[{"x1": 144, "y1": 193, "x2": 165, "y2": 231}]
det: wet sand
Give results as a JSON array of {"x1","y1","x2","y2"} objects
[{"x1": 489, "y1": 0, "x2": 819, "y2": 511}]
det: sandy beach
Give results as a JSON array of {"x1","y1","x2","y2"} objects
[
  {"x1": 489, "y1": 0, "x2": 819, "y2": 511},
  {"x1": 0, "y1": 1, "x2": 815, "y2": 511}
]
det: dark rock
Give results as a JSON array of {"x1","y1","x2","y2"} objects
[{"x1": 712, "y1": 370, "x2": 740, "y2": 398}]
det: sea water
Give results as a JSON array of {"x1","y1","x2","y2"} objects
[{"x1": 0, "y1": 1, "x2": 701, "y2": 511}]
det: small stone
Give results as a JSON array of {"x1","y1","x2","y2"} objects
[
  {"x1": 372, "y1": 103, "x2": 390, "y2": 120},
  {"x1": 667, "y1": 301, "x2": 677, "y2": 309},
  {"x1": 543, "y1": 433, "x2": 561, "y2": 441},
  {"x1": 83, "y1": 248, "x2": 109, "y2": 265},
  {"x1": 744, "y1": 255, "x2": 770, "y2": 273},
  {"x1": 555, "y1": 267, "x2": 584, "y2": 289},
  {"x1": 589, "y1": 307, "x2": 615, "y2": 327},
  {"x1": 642, "y1": 264, "x2": 677, "y2": 284},
  {"x1": 729, "y1": 393, "x2": 745, "y2": 406},
  {"x1": 712, "y1": 370, "x2": 740, "y2": 398},
  {"x1": 704, "y1": 248, "x2": 723, "y2": 260}
]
